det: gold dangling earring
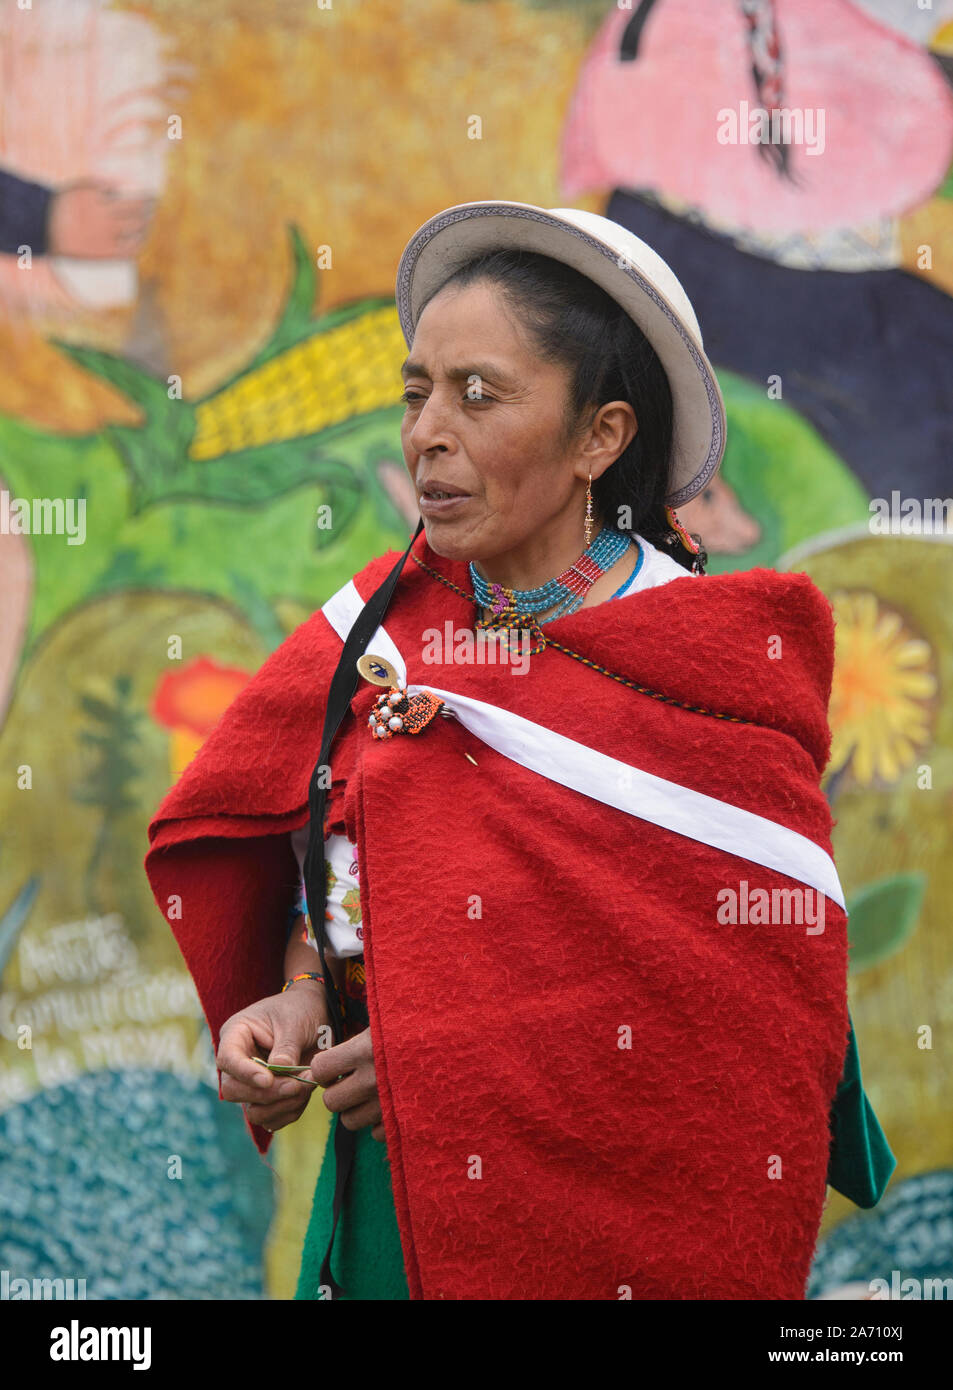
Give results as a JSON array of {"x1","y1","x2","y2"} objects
[{"x1": 584, "y1": 469, "x2": 593, "y2": 549}]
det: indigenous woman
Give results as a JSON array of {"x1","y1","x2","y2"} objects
[{"x1": 145, "y1": 201, "x2": 894, "y2": 1301}]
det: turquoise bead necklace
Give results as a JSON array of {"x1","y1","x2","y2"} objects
[{"x1": 469, "y1": 525, "x2": 633, "y2": 625}]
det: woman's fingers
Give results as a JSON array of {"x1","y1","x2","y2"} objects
[
  {"x1": 309, "y1": 1027, "x2": 373, "y2": 1087},
  {"x1": 222, "y1": 1070, "x2": 304, "y2": 1105},
  {"x1": 311, "y1": 1027, "x2": 381, "y2": 1133},
  {"x1": 338, "y1": 1098, "x2": 383, "y2": 1132},
  {"x1": 243, "y1": 1095, "x2": 309, "y2": 1132},
  {"x1": 217, "y1": 992, "x2": 334, "y2": 1135},
  {"x1": 319, "y1": 1066, "x2": 377, "y2": 1114},
  {"x1": 217, "y1": 1015, "x2": 275, "y2": 1090}
]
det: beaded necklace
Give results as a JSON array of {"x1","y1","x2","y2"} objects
[
  {"x1": 468, "y1": 525, "x2": 632, "y2": 625},
  {"x1": 409, "y1": 551, "x2": 754, "y2": 727}
]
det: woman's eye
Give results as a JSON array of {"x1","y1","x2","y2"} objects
[{"x1": 399, "y1": 390, "x2": 492, "y2": 406}]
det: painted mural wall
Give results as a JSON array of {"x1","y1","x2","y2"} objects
[{"x1": 0, "y1": 0, "x2": 950, "y2": 1300}]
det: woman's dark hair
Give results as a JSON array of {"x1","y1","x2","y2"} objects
[{"x1": 426, "y1": 248, "x2": 706, "y2": 573}]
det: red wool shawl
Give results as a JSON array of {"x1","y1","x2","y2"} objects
[{"x1": 144, "y1": 529, "x2": 849, "y2": 1300}]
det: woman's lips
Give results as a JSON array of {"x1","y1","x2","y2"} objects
[{"x1": 419, "y1": 491, "x2": 471, "y2": 516}]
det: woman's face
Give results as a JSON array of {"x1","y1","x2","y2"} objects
[{"x1": 400, "y1": 279, "x2": 634, "y2": 566}]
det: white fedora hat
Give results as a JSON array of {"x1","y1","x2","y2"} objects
[{"x1": 395, "y1": 200, "x2": 726, "y2": 507}]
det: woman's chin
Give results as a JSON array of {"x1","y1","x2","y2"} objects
[{"x1": 421, "y1": 517, "x2": 480, "y2": 561}]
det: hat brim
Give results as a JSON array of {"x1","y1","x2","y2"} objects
[{"x1": 395, "y1": 200, "x2": 726, "y2": 506}]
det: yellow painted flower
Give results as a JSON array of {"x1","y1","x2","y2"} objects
[{"x1": 828, "y1": 591, "x2": 937, "y2": 786}]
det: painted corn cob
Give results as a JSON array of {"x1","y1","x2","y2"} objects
[
  {"x1": 189, "y1": 301, "x2": 406, "y2": 460},
  {"x1": 48, "y1": 226, "x2": 409, "y2": 519}
]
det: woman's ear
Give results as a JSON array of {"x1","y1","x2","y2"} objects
[{"x1": 580, "y1": 401, "x2": 638, "y2": 482}]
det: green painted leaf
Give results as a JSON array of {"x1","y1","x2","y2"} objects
[
  {"x1": 78, "y1": 695, "x2": 116, "y2": 722},
  {"x1": 115, "y1": 433, "x2": 363, "y2": 514},
  {"x1": 47, "y1": 340, "x2": 169, "y2": 412},
  {"x1": 224, "y1": 224, "x2": 318, "y2": 380},
  {"x1": 192, "y1": 225, "x2": 397, "y2": 399},
  {"x1": 846, "y1": 873, "x2": 926, "y2": 972}
]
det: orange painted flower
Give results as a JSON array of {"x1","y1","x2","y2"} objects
[
  {"x1": 151, "y1": 656, "x2": 251, "y2": 779},
  {"x1": 828, "y1": 591, "x2": 937, "y2": 786}
]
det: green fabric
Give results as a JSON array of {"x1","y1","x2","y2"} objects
[
  {"x1": 295, "y1": 1113, "x2": 409, "y2": 1301},
  {"x1": 826, "y1": 1010, "x2": 897, "y2": 1209}
]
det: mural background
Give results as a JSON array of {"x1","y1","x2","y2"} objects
[{"x1": 0, "y1": 0, "x2": 950, "y2": 1299}]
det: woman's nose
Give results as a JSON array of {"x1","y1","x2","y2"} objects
[{"x1": 407, "y1": 395, "x2": 455, "y2": 453}]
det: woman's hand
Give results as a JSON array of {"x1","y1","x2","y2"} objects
[
  {"x1": 310, "y1": 1027, "x2": 386, "y2": 1142},
  {"x1": 217, "y1": 979, "x2": 331, "y2": 1133}
]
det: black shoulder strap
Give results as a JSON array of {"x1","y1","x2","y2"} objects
[{"x1": 302, "y1": 516, "x2": 423, "y2": 1299}]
